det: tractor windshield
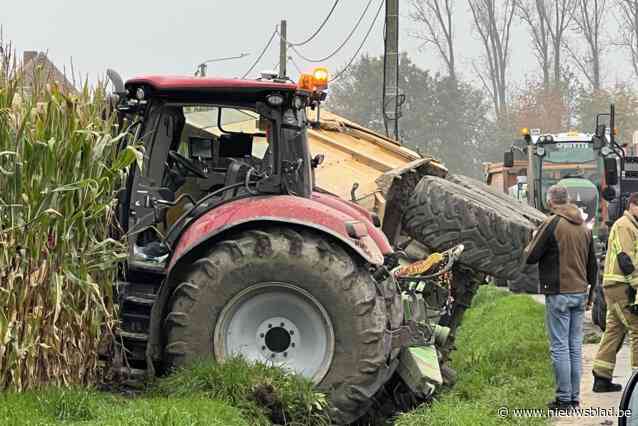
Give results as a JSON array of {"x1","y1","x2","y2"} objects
[{"x1": 539, "y1": 141, "x2": 600, "y2": 211}]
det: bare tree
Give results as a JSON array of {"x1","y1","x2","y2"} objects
[
  {"x1": 515, "y1": 0, "x2": 575, "y2": 87},
  {"x1": 546, "y1": 0, "x2": 576, "y2": 84},
  {"x1": 516, "y1": 0, "x2": 552, "y2": 88},
  {"x1": 410, "y1": 0, "x2": 456, "y2": 83},
  {"x1": 617, "y1": 0, "x2": 638, "y2": 78},
  {"x1": 567, "y1": 0, "x2": 606, "y2": 90},
  {"x1": 468, "y1": 0, "x2": 516, "y2": 120}
]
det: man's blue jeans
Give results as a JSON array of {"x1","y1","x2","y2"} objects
[{"x1": 545, "y1": 292, "x2": 588, "y2": 403}]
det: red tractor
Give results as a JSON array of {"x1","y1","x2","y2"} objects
[
  {"x1": 106, "y1": 68, "x2": 536, "y2": 424},
  {"x1": 108, "y1": 71, "x2": 421, "y2": 423}
]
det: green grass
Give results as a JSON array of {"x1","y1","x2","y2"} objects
[
  {"x1": 0, "y1": 388, "x2": 248, "y2": 426},
  {"x1": 396, "y1": 285, "x2": 554, "y2": 426},
  {"x1": 152, "y1": 357, "x2": 329, "y2": 426},
  {"x1": 0, "y1": 357, "x2": 329, "y2": 426}
]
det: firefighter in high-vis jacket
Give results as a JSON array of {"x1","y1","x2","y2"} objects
[{"x1": 593, "y1": 192, "x2": 638, "y2": 392}]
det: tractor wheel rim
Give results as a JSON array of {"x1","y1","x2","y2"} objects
[{"x1": 214, "y1": 282, "x2": 335, "y2": 383}]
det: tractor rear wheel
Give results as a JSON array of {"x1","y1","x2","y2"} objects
[
  {"x1": 445, "y1": 175, "x2": 543, "y2": 293},
  {"x1": 403, "y1": 176, "x2": 534, "y2": 280},
  {"x1": 447, "y1": 174, "x2": 546, "y2": 225},
  {"x1": 507, "y1": 265, "x2": 540, "y2": 293},
  {"x1": 162, "y1": 227, "x2": 400, "y2": 425}
]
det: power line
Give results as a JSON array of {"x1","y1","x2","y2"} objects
[
  {"x1": 288, "y1": 55, "x2": 304, "y2": 75},
  {"x1": 288, "y1": 0, "x2": 375, "y2": 63},
  {"x1": 241, "y1": 28, "x2": 278, "y2": 79},
  {"x1": 330, "y1": 0, "x2": 385, "y2": 82},
  {"x1": 287, "y1": 0, "x2": 340, "y2": 46}
]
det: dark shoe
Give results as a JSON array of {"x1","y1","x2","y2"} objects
[
  {"x1": 547, "y1": 398, "x2": 573, "y2": 410},
  {"x1": 592, "y1": 374, "x2": 622, "y2": 392},
  {"x1": 570, "y1": 400, "x2": 580, "y2": 408}
]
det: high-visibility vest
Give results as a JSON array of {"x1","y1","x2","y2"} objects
[{"x1": 603, "y1": 213, "x2": 638, "y2": 286}]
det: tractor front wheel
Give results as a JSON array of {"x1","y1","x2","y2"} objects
[{"x1": 162, "y1": 227, "x2": 400, "y2": 424}]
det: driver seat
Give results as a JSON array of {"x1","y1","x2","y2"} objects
[{"x1": 222, "y1": 159, "x2": 251, "y2": 200}]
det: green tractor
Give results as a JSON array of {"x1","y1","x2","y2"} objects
[{"x1": 505, "y1": 105, "x2": 631, "y2": 329}]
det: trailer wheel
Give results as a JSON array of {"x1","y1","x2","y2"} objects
[
  {"x1": 162, "y1": 227, "x2": 400, "y2": 425},
  {"x1": 403, "y1": 176, "x2": 534, "y2": 280}
]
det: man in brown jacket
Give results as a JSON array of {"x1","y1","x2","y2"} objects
[
  {"x1": 592, "y1": 192, "x2": 638, "y2": 392},
  {"x1": 525, "y1": 185, "x2": 598, "y2": 410}
]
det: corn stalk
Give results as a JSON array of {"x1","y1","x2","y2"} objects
[{"x1": 0, "y1": 45, "x2": 140, "y2": 390}]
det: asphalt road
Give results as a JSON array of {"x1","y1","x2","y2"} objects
[{"x1": 532, "y1": 295, "x2": 631, "y2": 426}]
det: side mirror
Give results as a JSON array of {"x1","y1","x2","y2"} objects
[
  {"x1": 602, "y1": 186, "x2": 616, "y2": 202},
  {"x1": 504, "y1": 151, "x2": 514, "y2": 168},
  {"x1": 604, "y1": 157, "x2": 619, "y2": 186},
  {"x1": 618, "y1": 370, "x2": 638, "y2": 425},
  {"x1": 592, "y1": 135, "x2": 605, "y2": 150}
]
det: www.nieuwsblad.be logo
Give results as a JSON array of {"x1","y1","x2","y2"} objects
[{"x1": 497, "y1": 406, "x2": 632, "y2": 418}]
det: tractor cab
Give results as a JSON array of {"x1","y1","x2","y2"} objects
[{"x1": 115, "y1": 71, "x2": 328, "y2": 268}]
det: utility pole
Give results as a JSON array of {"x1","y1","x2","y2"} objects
[
  {"x1": 383, "y1": 0, "x2": 401, "y2": 142},
  {"x1": 279, "y1": 20, "x2": 287, "y2": 79}
]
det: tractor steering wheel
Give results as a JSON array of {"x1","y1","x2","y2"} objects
[{"x1": 168, "y1": 150, "x2": 207, "y2": 179}]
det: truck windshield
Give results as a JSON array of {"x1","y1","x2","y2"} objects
[
  {"x1": 541, "y1": 141, "x2": 596, "y2": 164},
  {"x1": 539, "y1": 141, "x2": 600, "y2": 211}
]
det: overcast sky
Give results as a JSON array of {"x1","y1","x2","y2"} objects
[{"x1": 2, "y1": 1, "x2": 633, "y2": 89}]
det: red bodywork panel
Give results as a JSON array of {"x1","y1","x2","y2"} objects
[
  {"x1": 126, "y1": 75, "x2": 297, "y2": 92},
  {"x1": 168, "y1": 194, "x2": 391, "y2": 272},
  {"x1": 311, "y1": 192, "x2": 391, "y2": 254}
]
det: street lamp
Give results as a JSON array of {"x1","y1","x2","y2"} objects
[{"x1": 195, "y1": 53, "x2": 250, "y2": 77}]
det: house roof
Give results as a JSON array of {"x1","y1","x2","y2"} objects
[{"x1": 18, "y1": 51, "x2": 76, "y2": 93}]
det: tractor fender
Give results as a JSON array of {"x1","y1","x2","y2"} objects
[
  {"x1": 310, "y1": 191, "x2": 391, "y2": 253},
  {"x1": 167, "y1": 194, "x2": 389, "y2": 273}
]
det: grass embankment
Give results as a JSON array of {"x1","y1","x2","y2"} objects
[
  {"x1": 397, "y1": 286, "x2": 554, "y2": 426},
  {"x1": 0, "y1": 358, "x2": 329, "y2": 426}
]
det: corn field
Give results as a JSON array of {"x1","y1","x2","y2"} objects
[{"x1": 0, "y1": 45, "x2": 139, "y2": 390}]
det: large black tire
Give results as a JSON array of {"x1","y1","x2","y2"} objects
[
  {"x1": 447, "y1": 174, "x2": 546, "y2": 225},
  {"x1": 403, "y1": 176, "x2": 535, "y2": 280},
  {"x1": 592, "y1": 283, "x2": 607, "y2": 331},
  {"x1": 162, "y1": 227, "x2": 401, "y2": 425},
  {"x1": 447, "y1": 175, "x2": 544, "y2": 293},
  {"x1": 494, "y1": 278, "x2": 508, "y2": 287},
  {"x1": 507, "y1": 264, "x2": 540, "y2": 293}
]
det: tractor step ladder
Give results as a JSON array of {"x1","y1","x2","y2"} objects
[{"x1": 114, "y1": 266, "x2": 164, "y2": 375}]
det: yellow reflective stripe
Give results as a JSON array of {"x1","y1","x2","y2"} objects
[
  {"x1": 612, "y1": 304, "x2": 631, "y2": 328},
  {"x1": 603, "y1": 273, "x2": 628, "y2": 281},
  {"x1": 602, "y1": 274, "x2": 638, "y2": 285},
  {"x1": 593, "y1": 359, "x2": 615, "y2": 370}
]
